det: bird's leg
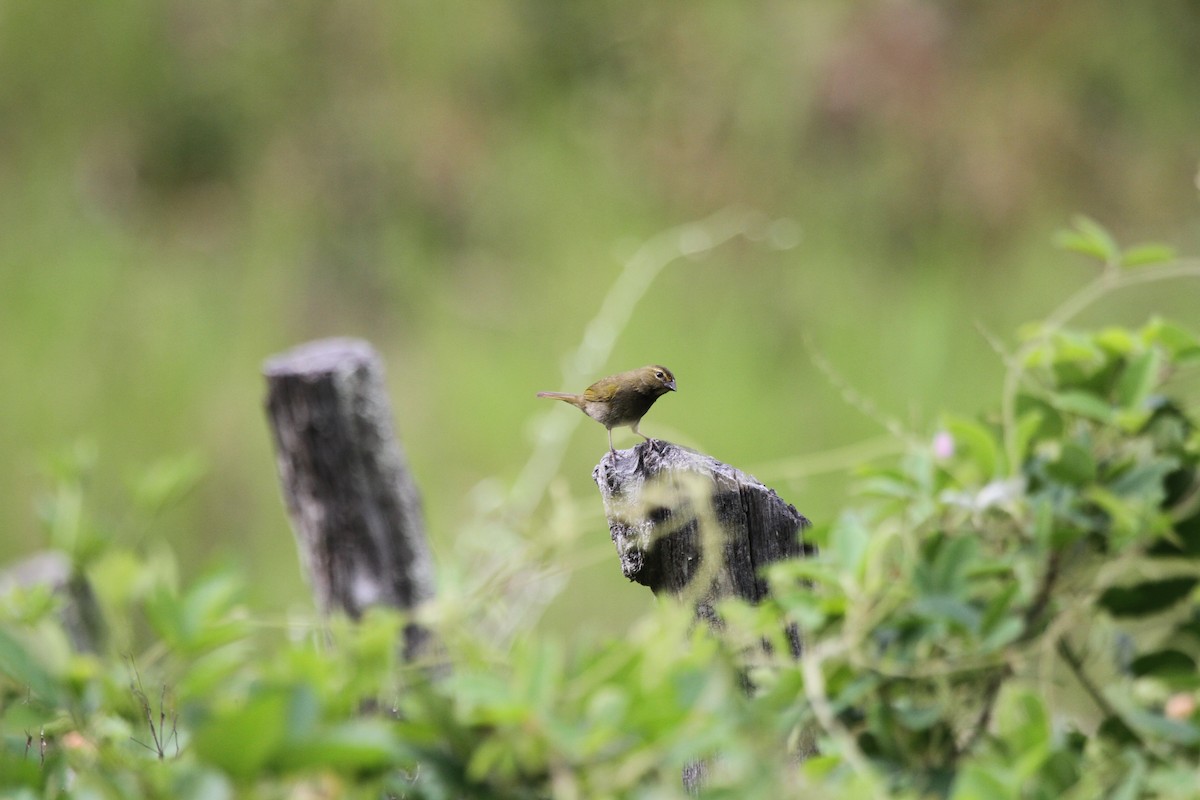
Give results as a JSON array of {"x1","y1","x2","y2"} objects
[
  {"x1": 631, "y1": 420, "x2": 651, "y2": 441},
  {"x1": 607, "y1": 427, "x2": 616, "y2": 453}
]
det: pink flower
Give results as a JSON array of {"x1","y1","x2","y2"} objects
[
  {"x1": 932, "y1": 431, "x2": 955, "y2": 460},
  {"x1": 1165, "y1": 693, "x2": 1196, "y2": 720}
]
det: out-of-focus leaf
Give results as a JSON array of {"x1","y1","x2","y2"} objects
[
  {"x1": 981, "y1": 617, "x2": 1023, "y2": 650},
  {"x1": 945, "y1": 417, "x2": 1000, "y2": 478},
  {"x1": 276, "y1": 719, "x2": 406, "y2": 773},
  {"x1": 191, "y1": 685, "x2": 315, "y2": 779},
  {"x1": 0, "y1": 627, "x2": 61, "y2": 706},
  {"x1": 144, "y1": 569, "x2": 248, "y2": 655},
  {"x1": 1014, "y1": 410, "x2": 1046, "y2": 465},
  {"x1": 1116, "y1": 703, "x2": 1200, "y2": 745},
  {"x1": 950, "y1": 763, "x2": 1014, "y2": 800},
  {"x1": 1143, "y1": 318, "x2": 1200, "y2": 361},
  {"x1": 996, "y1": 690, "x2": 1052, "y2": 780},
  {"x1": 1114, "y1": 408, "x2": 1153, "y2": 433},
  {"x1": 1099, "y1": 578, "x2": 1197, "y2": 618},
  {"x1": 1107, "y1": 751, "x2": 1148, "y2": 800},
  {"x1": 129, "y1": 452, "x2": 207, "y2": 515},
  {"x1": 1120, "y1": 244, "x2": 1176, "y2": 268},
  {"x1": 831, "y1": 513, "x2": 871, "y2": 579},
  {"x1": 917, "y1": 534, "x2": 978, "y2": 595},
  {"x1": 1053, "y1": 216, "x2": 1119, "y2": 264},
  {"x1": 1096, "y1": 327, "x2": 1138, "y2": 356},
  {"x1": 1050, "y1": 391, "x2": 1114, "y2": 423},
  {"x1": 1149, "y1": 512, "x2": 1200, "y2": 558},
  {"x1": 1108, "y1": 459, "x2": 1176, "y2": 500},
  {"x1": 38, "y1": 440, "x2": 98, "y2": 485},
  {"x1": 1046, "y1": 441, "x2": 1097, "y2": 485},
  {"x1": 1129, "y1": 650, "x2": 1195, "y2": 679},
  {"x1": 895, "y1": 703, "x2": 942, "y2": 732},
  {"x1": 1115, "y1": 349, "x2": 1162, "y2": 410},
  {"x1": 1082, "y1": 486, "x2": 1139, "y2": 547},
  {"x1": 171, "y1": 766, "x2": 235, "y2": 800},
  {"x1": 978, "y1": 580, "x2": 1019, "y2": 641},
  {"x1": 1098, "y1": 714, "x2": 1141, "y2": 745},
  {"x1": 1050, "y1": 331, "x2": 1106, "y2": 366},
  {"x1": 912, "y1": 595, "x2": 981, "y2": 633}
]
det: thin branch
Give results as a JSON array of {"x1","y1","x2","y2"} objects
[
  {"x1": 1022, "y1": 549, "x2": 1063, "y2": 637},
  {"x1": 957, "y1": 668, "x2": 1010, "y2": 756},
  {"x1": 801, "y1": 641, "x2": 873, "y2": 777},
  {"x1": 1056, "y1": 639, "x2": 1134, "y2": 740},
  {"x1": 751, "y1": 435, "x2": 906, "y2": 482},
  {"x1": 800, "y1": 331, "x2": 921, "y2": 448},
  {"x1": 957, "y1": 546, "x2": 1065, "y2": 756}
]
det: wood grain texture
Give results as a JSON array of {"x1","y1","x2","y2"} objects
[
  {"x1": 593, "y1": 439, "x2": 813, "y2": 630},
  {"x1": 263, "y1": 338, "x2": 434, "y2": 659}
]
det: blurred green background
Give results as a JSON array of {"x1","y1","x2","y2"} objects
[{"x1": 3, "y1": 2, "x2": 1198, "y2": 634}]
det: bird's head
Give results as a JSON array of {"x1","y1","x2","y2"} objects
[{"x1": 640, "y1": 365, "x2": 677, "y2": 395}]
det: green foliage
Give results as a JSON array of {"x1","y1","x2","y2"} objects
[{"x1": 2, "y1": 227, "x2": 1200, "y2": 797}]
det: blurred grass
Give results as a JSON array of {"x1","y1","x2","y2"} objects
[{"x1": 2, "y1": 2, "x2": 1198, "y2": 634}]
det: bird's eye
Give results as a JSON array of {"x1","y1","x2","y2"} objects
[{"x1": 655, "y1": 371, "x2": 664, "y2": 379}]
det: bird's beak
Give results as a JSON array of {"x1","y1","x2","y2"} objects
[{"x1": 666, "y1": 379, "x2": 677, "y2": 392}]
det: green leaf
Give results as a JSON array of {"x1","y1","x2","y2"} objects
[
  {"x1": 171, "y1": 766, "x2": 235, "y2": 800},
  {"x1": 1107, "y1": 458, "x2": 1176, "y2": 500},
  {"x1": 1129, "y1": 649, "x2": 1196, "y2": 679},
  {"x1": 978, "y1": 573, "x2": 1019, "y2": 638},
  {"x1": 950, "y1": 763, "x2": 1015, "y2": 800},
  {"x1": 1096, "y1": 327, "x2": 1138, "y2": 356},
  {"x1": 1082, "y1": 486, "x2": 1139, "y2": 546},
  {"x1": 995, "y1": 689, "x2": 1052, "y2": 776},
  {"x1": 1098, "y1": 714, "x2": 1141, "y2": 745},
  {"x1": 1099, "y1": 577, "x2": 1197, "y2": 618},
  {"x1": 1143, "y1": 317, "x2": 1200, "y2": 361},
  {"x1": 1120, "y1": 243, "x2": 1176, "y2": 268},
  {"x1": 912, "y1": 595, "x2": 982, "y2": 633},
  {"x1": 1107, "y1": 751, "x2": 1147, "y2": 800},
  {"x1": 1053, "y1": 216, "x2": 1119, "y2": 265},
  {"x1": 980, "y1": 617, "x2": 1023, "y2": 650},
  {"x1": 191, "y1": 687, "x2": 298, "y2": 779},
  {"x1": 276, "y1": 719, "x2": 406, "y2": 773},
  {"x1": 895, "y1": 703, "x2": 942, "y2": 732},
  {"x1": 1046, "y1": 440, "x2": 1097, "y2": 485},
  {"x1": 0, "y1": 627, "x2": 61, "y2": 706},
  {"x1": 145, "y1": 570, "x2": 248, "y2": 654},
  {"x1": 1114, "y1": 348, "x2": 1162, "y2": 410},
  {"x1": 945, "y1": 417, "x2": 1001, "y2": 478},
  {"x1": 919, "y1": 534, "x2": 979, "y2": 595},
  {"x1": 831, "y1": 513, "x2": 871, "y2": 579},
  {"x1": 1050, "y1": 390, "x2": 1114, "y2": 423},
  {"x1": 1013, "y1": 410, "x2": 1045, "y2": 464},
  {"x1": 128, "y1": 452, "x2": 207, "y2": 514},
  {"x1": 1117, "y1": 703, "x2": 1200, "y2": 746}
]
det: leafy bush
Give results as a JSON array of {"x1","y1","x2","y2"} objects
[{"x1": 1, "y1": 220, "x2": 1198, "y2": 797}]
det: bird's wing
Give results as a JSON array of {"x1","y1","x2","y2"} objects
[{"x1": 582, "y1": 379, "x2": 618, "y2": 402}]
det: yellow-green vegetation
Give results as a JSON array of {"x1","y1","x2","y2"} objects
[
  {"x1": 2, "y1": 225, "x2": 1199, "y2": 796},
  {"x1": 2, "y1": 5, "x2": 1199, "y2": 627},
  {"x1": 3, "y1": 5, "x2": 1200, "y2": 793}
]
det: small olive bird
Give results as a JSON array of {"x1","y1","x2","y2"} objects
[{"x1": 537, "y1": 365, "x2": 677, "y2": 452}]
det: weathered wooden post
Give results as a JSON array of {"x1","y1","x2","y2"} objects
[
  {"x1": 594, "y1": 439, "x2": 812, "y2": 620},
  {"x1": 263, "y1": 338, "x2": 435, "y2": 660},
  {"x1": 593, "y1": 438, "x2": 813, "y2": 791}
]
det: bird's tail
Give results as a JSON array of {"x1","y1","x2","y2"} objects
[{"x1": 536, "y1": 391, "x2": 583, "y2": 408}]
